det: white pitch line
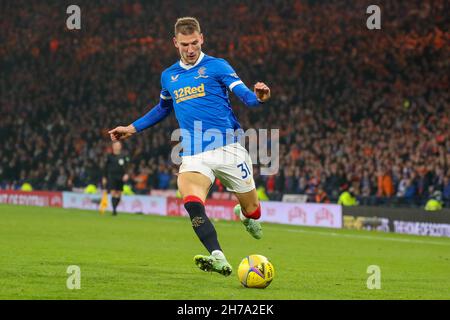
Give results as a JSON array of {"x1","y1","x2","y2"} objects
[
  {"x1": 215, "y1": 219, "x2": 450, "y2": 246},
  {"x1": 126, "y1": 214, "x2": 450, "y2": 247},
  {"x1": 280, "y1": 228, "x2": 450, "y2": 246}
]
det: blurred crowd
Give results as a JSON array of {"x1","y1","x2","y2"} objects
[{"x1": 1, "y1": 0, "x2": 449, "y2": 207}]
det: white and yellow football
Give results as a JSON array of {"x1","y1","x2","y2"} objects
[{"x1": 238, "y1": 254, "x2": 275, "y2": 288}]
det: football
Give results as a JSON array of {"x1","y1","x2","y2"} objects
[{"x1": 238, "y1": 254, "x2": 275, "y2": 288}]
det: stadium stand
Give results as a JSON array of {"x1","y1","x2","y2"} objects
[{"x1": 0, "y1": 0, "x2": 448, "y2": 208}]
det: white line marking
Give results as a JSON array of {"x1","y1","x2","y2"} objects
[
  {"x1": 98, "y1": 213, "x2": 450, "y2": 247},
  {"x1": 281, "y1": 228, "x2": 450, "y2": 246}
]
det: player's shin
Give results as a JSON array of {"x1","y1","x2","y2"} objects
[
  {"x1": 234, "y1": 204, "x2": 263, "y2": 239},
  {"x1": 241, "y1": 203, "x2": 261, "y2": 220},
  {"x1": 184, "y1": 196, "x2": 222, "y2": 254}
]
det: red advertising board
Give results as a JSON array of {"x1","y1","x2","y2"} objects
[{"x1": 0, "y1": 190, "x2": 63, "y2": 207}]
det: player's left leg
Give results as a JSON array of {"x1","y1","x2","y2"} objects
[{"x1": 177, "y1": 171, "x2": 232, "y2": 276}]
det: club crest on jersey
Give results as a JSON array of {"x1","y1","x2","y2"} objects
[
  {"x1": 171, "y1": 74, "x2": 180, "y2": 82},
  {"x1": 194, "y1": 67, "x2": 209, "y2": 79}
]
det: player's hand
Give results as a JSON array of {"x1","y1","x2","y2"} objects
[
  {"x1": 108, "y1": 125, "x2": 136, "y2": 141},
  {"x1": 254, "y1": 82, "x2": 271, "y2": 102}
]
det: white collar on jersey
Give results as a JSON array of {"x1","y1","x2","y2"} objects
[{"x1": 179, "y1": 51, "x2": 205, "y2": 70}]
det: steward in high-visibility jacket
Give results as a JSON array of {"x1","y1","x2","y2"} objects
[
  {"x1": 425, "y1": 199, "x2": 443, "y2": 211},
  {"x1": 20, "y1": 182, "x2": 33, "y2": 192},
  {"x1": 338, "y1": 190, "x2": 358, "y2": 206}
]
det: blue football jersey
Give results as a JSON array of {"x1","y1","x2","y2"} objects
[{"x1": 160, "y1": 52, "x2": 251, "y2": 155}]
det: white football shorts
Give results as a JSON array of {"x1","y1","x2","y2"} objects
[{"x1": 179, "y1": 142, "x2": 256, "y2": 193}]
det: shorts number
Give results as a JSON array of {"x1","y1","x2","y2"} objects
[{"x1": 237, "y1": 162, "x2": 251, "y2": 179}]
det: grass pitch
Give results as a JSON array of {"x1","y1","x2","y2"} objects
[{"x1": 0, "y1": 204, "x2": 449, "y2": 300}]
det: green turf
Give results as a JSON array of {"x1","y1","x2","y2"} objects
[{"x1": 0, "y1": 204, "x2": 449, "y2": 299}]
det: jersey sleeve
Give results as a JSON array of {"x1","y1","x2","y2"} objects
[
  {"x1": 160, "y1": 73, "x2": 172, "y2": 101},
  {"x1": 215, "y1": 59, "x2": 245, "y2": 91},
  {"x1": 160, "y1": 88, "x2": 172, "y2": 101},
  {"x1": 215, "y1": 59, "x2": 261, "y2": 107},
  {"x1": 131, "y1": 73, "x2": 174, "y2": 132}
]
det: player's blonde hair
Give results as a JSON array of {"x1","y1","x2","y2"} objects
[{"x1": 174, "y1": 17, "x2": 201, "y2": 36}]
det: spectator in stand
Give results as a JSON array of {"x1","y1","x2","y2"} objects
[
  {"x1": 404, "y1": 177, "x2": 418, "y2": 206},
  {"x1": 315, "y1": 185, "x2": 330, "y2": 203},
  {"x1": 55, "y1": 168, "x2": 68, "y2": 191},
  {"x1": 443, "y1": 176, "x2": 450, "y2": 207},
  {"x1": 157, "y1": 165, "x2": 171, "y2": 190},
  {"x1": 377, "y1": 168, "x2": 395, "y2": 199},
  {"x1": 133, "y1": 168, "x2": 150, "y2": 195}
]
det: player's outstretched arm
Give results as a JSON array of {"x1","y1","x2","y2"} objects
[
  {"x1": 217, "y1": 59, "x2": 270, "y2": 107},
  {"x1": 232, "y1": 81, "x2": 271, "y2": 107},
  {"x1": 108, "y1": 125, "x2": 136, "y2": 142},
  {"x1": 108, "y1": 98, "x2": 173, "y2": 141}
]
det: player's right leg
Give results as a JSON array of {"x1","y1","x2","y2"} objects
[
  {"x1": 234, "y1": 188, "x2": 263, "y2": 239},
  {"x1": 210, "y1": 143, "x2": 263, "y2": 239},
  {"x1": 177, "y1": 171, "x2": 232, "y2": 276}
]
